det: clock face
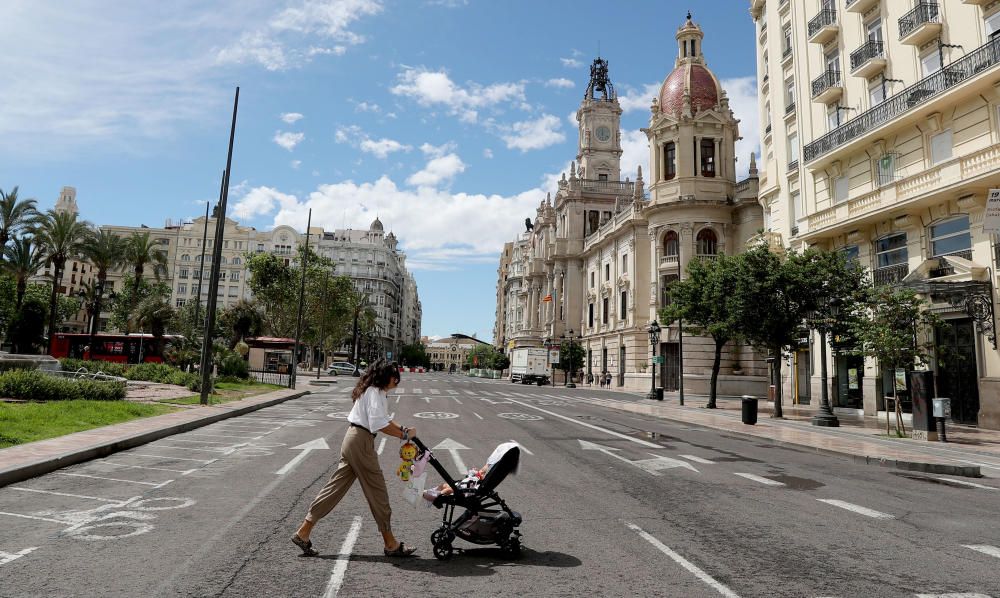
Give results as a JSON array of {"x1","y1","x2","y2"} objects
[{"x1": 595, "y1": 126, "x2": 611, "y2": 142}]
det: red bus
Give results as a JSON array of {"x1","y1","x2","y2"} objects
[{"x1": 50, "y1": 333, "x2": 179, "y2": 364}]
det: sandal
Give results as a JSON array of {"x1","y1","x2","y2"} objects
[
  {"x1": 384, "y1": 542, "x2": 417, "y2": 557},
  {"x1": 291, "y1": 534, "x2": 319, "y2": 557}
]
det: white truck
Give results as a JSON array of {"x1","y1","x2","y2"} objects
[{"x1": 509, "y1": 347, "x2": 551, "y2": 386}]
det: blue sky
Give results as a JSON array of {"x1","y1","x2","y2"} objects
[{"x1": 0, "y1": 0, "x2": 758, "y2": 342}]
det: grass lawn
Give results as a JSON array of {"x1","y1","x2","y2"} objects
[
  {"x1": 0, "y1": 401, "x2": 179, "y2": 449},
  {"x1": 161, "y1": 380, "x2": 284, "y2": 406}
]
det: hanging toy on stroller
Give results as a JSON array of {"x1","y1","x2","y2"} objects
[{"x1": 411, "y1": 437, "x2": 523, "y2": 560}]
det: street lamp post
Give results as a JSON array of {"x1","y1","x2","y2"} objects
[
  {"x1": 647, "y1": 319, "x2": 661, "y2": 401},
  {"x1": 544, "y1": 336, "x2": 551, "y2": 386},
  {"x1": 566, "y1": 329, "x2": 577, "y2": 388},
  {"x1": 811, "y1": 295, "x2": 841, "y2": 427}
]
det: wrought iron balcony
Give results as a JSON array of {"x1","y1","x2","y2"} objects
[
  {"x1": 873, "y1": 263, "x2": 909, "y2": 286},
  {"x1": 765, "y1": 124, "x2": 772, "y2": 135},
  {"x1": 782, "y1": 46, "x2": 793, "y2": 62},
  {"x1": 788, "y1": 159, "x2": 799, "y2": 171},
  {"x1": 785, "y1": 102, "x2": 796, "y2": 116},
  {"x1": 804, "y1": 37, "x2": 1000, "y2": 163},
  {"x1": 899, "y1": 2, "x2": 940, "y2": 45},
  {"x1": 850, "y1": 40, "x2": 886, "y2": 78},
  {"x1": 811, "y1": 69, "x2": 842, "y2": 102},
  {"x1": 808, "y1": 9, "x2": 839, "y2": 44}
]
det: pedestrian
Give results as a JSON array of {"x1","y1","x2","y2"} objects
[
  {"x1": 599, "y1": 371, "x2": 606, "y2": 388},
  {"x1": 587, "y1": 372, "x2": 593, "y2": 386},
  {"x1": 605, "y1": 371, "x2": 612, "y2": 388},
  {"x1": 291, "y1": 359, "x2": 417, "y2": 558}
]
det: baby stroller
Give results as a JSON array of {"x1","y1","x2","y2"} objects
[{"x1": 411, "y1": 437, "x2": 523, "y2": 560}]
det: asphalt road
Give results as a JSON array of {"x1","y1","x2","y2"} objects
[{"x1": 1, "y1": 373, "x2": 999, "y2": 597}]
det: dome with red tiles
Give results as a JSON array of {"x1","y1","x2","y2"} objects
[{"x1": 658, "y1": 62, "x2": 720, "y2": 117}]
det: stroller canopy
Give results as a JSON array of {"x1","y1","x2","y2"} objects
[{"x1": 477, "y1": 443, "x2": 520, "y2": 496}]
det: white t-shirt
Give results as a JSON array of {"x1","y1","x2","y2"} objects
[{"x1": 347, "y1": 386, "x2": 391, "y2": 434}]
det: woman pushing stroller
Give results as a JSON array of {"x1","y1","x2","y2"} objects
[{"x1": 291, "y1": 359, "x2": 418, "y2": 558}]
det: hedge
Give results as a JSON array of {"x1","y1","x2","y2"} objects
[
  {"x1": 0, "y1": 369, "x2": 127, "y2": 401},
  {"x1": 59, "y1": 359, "x2": 201, "y2": 391}
]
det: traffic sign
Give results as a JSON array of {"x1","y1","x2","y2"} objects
[{"x1": 652, "y1": 355, "x2": 665, "y2": 365}]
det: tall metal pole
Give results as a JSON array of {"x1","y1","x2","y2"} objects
[
  {"x1": 648, "y1": 341, "x2": 656, "y2": 399},
  {"x1": 291, "y1": 209, "x2": 312, "y2": 390},
  {"x1": 199, "y1": 87, "x2": 240, "y2": 405},
  {"x1": 317, "y1": 270, "x2": 331, "y2": 380},
  {"x1": 678, "y1": 316, "x2": 685, "y2": 406},
  {"x1": 194, "y1": 177, "x2": 219, "y2": 326}
]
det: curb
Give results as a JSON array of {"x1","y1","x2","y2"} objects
[
  {"x1": 0, "y1": 389, "x2": 311, "y2": 489},
  {"x1": 606, "y1": 400, "x2": 983, "y2": 479}
]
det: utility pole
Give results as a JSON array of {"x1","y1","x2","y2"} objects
[
  {"x1": 199, "y1": 87, "x2": 239, "y2": 405},
  {"x1": 194, "y1": 177, "x2": 219, "y2": 327},
  {"x1": 316, "y1": 270, "x2": 331, "y2": 380},
  {"x1": 290, "y1": 209, "x2": 312, "y2": 390}
]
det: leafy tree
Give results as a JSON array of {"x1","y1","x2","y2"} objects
[
  {"x1": 2, "y1": 237, "x2": 46, "y2": 309},
  {"x1": 124, "y1": 231, "x2": 168, "y2": 299},
  {"x1": 108, "y1": 275, "x2": 171, "y2": 333},
  {"x1": 8, "y1": 297, "x2": 47, "y2": 353},
  {"x1": 661, "y1": 254, "x2": 744, "y2": 408},
  {"x1": 79, "y1": 228, "x2": 127, "y2": 345},
  {"x1": 848, "y1": 285, "x2": 939, "y2": 388},
  {"x1": 218, "y1": 299, "x2": 264, "y2": 349},
  {"x1": 0, "y1": 186, "x2": 40, "y2": 250},
  {"x1": 554, "y1": 340, "x2": 585, "y2": 378},
  {"x1": 400, "y1": 342, "x2": 430, "y2": 367},
  {"x1": 244, "y1": 251, "x2": 298, "y2": 336},
  {"x1": 32, "y1": 210, "x2": 89, "y2": 345}
]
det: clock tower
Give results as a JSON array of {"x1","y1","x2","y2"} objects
[{"x1": 575, "y1": 57, "x2": 622, "y2": 182}]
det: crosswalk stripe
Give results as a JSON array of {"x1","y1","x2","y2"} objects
[
  {"x1": 963, "y1": 545, "x2": 1000, "y2": 559},
  {"x1": 816, "y1": 499, "x2": 894, "y2": 520},
  {"x1": 680, "y1": 455, "x2": 716, "y2": 464},
  {"x1": 934, "y1": 477, "x2": 998, "y2": 490},
  {"x1": 734, "y1": 473, "x2": 784, "y2": 486}
]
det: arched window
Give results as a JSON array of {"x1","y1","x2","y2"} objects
[
  {"x1": 232, "y1": 257, "x2": 241, "y2": 266},
  {"x1": 696, "y1": 229, "x2": 718, "y2": 256},
  {"x1": 181, "y1": 254, "x2": 190, "y2": 261},
  {"x1": 663, "y1": 231, "x2": 679, "y2": 257}
]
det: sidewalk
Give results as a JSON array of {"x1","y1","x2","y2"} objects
[
  {"x1": 0, "y1": 387, "x2": 309, "y2": 488},
  {"x1": 602, "y1": 390, "x2": 999, "y2": 478}
]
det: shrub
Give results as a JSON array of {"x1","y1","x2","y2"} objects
[
  {"x1": 0, "y1": 370, "x2": 127, "y2": 401},
  {"x1": 57, "y1": 359, "x2": 200, "y2": 390},
  {"x1": 60, "y1": 358, "x2": 128, "y2": 377},
  {"x1": 218, "y1": 354, "x2": 249, "y2": 379}
]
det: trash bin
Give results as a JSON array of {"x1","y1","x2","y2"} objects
[
  {"x1": 655, "y1": 388, "x2": 663, "y2": 401},
  {"x1": 741, "y1": 395, "x2": 758, "y2": 425}
]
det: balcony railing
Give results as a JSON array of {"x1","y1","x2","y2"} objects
[
  {"x1": 899, "y1": 2, "x2": 939, "y2": 40},
  {"x1": 811, "y1": 69, "x2": 842, "y2": 98},
  {"x1": 782, "y1": 46, "x2": 793, "y2": 61},
  {"x1": 785, "y1": 102, "x2": 796, "y2": 115},
  {"x1": 873, "y1": 263, "x2": 909, "y2": 286},
  {"x1": 808, "y1": 9, "x2": 838, "y2": 38},
  {"x1": 788, "y1": 159, "x2": 799, "y2": 170},
  {"x1": 660, "y1": 255, "x2": 679, "y2": 266},
  {"x1": 850, "y1": 40, "x2": 884, "y2": 71},
  {"x1": 765, "y1": 124, "x2": 772, "y2": 135},
  {"x1": 576, "y1": 178, "x2": 635, "y2": 193},
  {"x1": 805, "y1": 37, "x2": 1000, "y2": 163}
]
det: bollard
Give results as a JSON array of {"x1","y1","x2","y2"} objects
[{"x1": 741, "y1": 395, "x2": 758, "y2": 425}]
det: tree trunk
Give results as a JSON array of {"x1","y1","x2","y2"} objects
[
  {"x1": 771, "y1": 344, "x2": 784, "y2": 418},
  {"x1": 133, "y1": 264, "x2": 143, "y2": 298},
  {"x1": 15, "y1": 277, "x2": 26, "y2": 309},
  {"x1": 708, "y1": 337, "x2": 724, "y2": 408},
  {"x1": 88, "y1": 276, "x2": 106, "y2": 354},
  {"x1": 46, "y1": 259, "x2": 64, "y2": 353}
]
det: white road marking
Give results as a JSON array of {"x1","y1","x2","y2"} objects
[
  {"x1": 421, "y1": 397, "x2": 434, "y2": 403},
  {"x1": 934, "y1": 477, "x2": 997, "y2": 490},
  {"x1": 451, "y1": 397, "x2": 463, "y2": 404},
  {"x1": 432, "y1": 438, "x2": 470, "y2": 473},
  {"x1": 166, "y1": 438, "x2": 235, "y2": 445},
  {"x1": 473, "y1": 412, "x2": 483, "y2": 419},
  {"x1": 413, "y1": 389, "x2": 422, "y2": 394},
  {"x1": 0, "y1": 511, "x2": 64, "y2": 523},
  {"x1": 129, "y1": 454, "x2": 215, "y2": 463},
  {"x1": 54, "y1": 472, "x2": 166, "y2": 486},
  {"x1": 915, "y1": 593, "x2": 992, "y2": 597},
  {"x1": 626, "y1": 522, "x2": 740, "y2": 598},
  {"x1": 733, "y1": 473, "x2": 784, "y2": 486},
  {"x1": 429, "y1": 389, "x2": 441, "y2": 395},
  {"x1": 9, "y1": 488, "x2": 121, "y2": 503},
  {"x1": 0, "y1": 547, "x2": 37, "y2": 566},
  {"x1": 101, "y1": 462, "x2": 196, "y2": 475},
  {"x1": 816, "y1": 499, "x2": 894, "y2": 520},
  {"x1": 323, "y1": 516, "x2": 363, "y2": 598},
  {"x1": 964, "y1": 545, "x2": 1000, "y2": 559},
  {"x1": 446, "y1": 390, "x2": 458, "y2": 395},
  {"x1": 505, "y1": 398, "x2": 661, "y2": 448},
  {"x1": 187, "y1": 432, "x2": 257, "y2": 439},
  {"x1": 509, "y1": 441, "x2": 533, "y2": 455},
  {"x1": 679, "y1": 455, "x2": 716, "y2": 464},
  {"x1": 377, "y1": 438, "x2": 387, "y2": 455},
  {"x1": 395, "y1": 395, "x2": 400, "y2": 404},
  {"x1": 579, "y1": 441, "x2": 698, "y2": 475},
  {"x1": 464, "y1": 390, "x2": 477, "y2": 395},
  {"x1": 276, "y1": 438, "x2": 331, "y2": 475},
  {"x1": 153, "y1": 445, "x2": 235, "y2": 453}
]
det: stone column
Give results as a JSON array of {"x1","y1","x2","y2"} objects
[
  {"x1": 648, "y1": 226, "x2": 660, "y2": 315},
  {"x1": 656, "y1": 142, "x2": 664, "y2": 182},
  {"x1": 714, "y1": 138, "x2": 721, "y2": 178},
  {"x1": 528, "y1": 283, "x2": 538, "y2": 331},
  {"x1": 680, "y1": 223, "x2": 694, "y2": 276}
]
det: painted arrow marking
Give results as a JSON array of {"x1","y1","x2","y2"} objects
[
  {"x1": 578, "y1": 440, "x2": 699, "y2": 475},
  {"x1": 432, "y1": 438, "x2": 470, "y2": 474},
  {"x1": 276, "y1": 438, "x2": 330, "y2": 475},
  {"x1": 0, "y1": 547, "x2": 37, "y2": 566}
]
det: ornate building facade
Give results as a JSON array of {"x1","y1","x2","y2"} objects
[{"x1": 495, "y1": 16, "x2": 765, "y2": 394}]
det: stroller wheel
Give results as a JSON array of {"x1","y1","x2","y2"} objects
[
  {"x1": 433, "y1": 542, "x2": 453, "y2": 561},
  {"x1": 430, "y1": 528, "x2": 450, "y2": 546},
  {"x1": 502, "y1": 537, "x2": 522, "y2": 559}
]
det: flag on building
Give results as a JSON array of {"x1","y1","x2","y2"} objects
[{"x1": 543, "y1": 294, "x2": 552, "y2": 302}]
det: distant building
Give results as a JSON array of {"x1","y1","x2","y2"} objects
[{"x1": 426, "y1": 336, "x2": 480, "y2": 372}]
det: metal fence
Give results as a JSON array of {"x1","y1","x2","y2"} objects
[{"x1": 248, "y1": 368, "x2": 292, "y2": 388}]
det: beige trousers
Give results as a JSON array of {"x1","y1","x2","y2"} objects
[{"x1": 305, "y1": 426, "x2": 393, "y2": 533}]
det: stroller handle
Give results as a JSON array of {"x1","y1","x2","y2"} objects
[{"x1": 409, "y1": 436, "x2": 461, "y2": 494}]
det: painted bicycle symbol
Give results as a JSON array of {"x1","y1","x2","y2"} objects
[
  {"x1": 497, "y1": 413, "x2": 544, "y2": 421},
  {"x1": 56, "y1": 497, "x2": 196, "y2": 541},
  {"x1": 413, "y1": 412, "x2": 460, "y2": 419}
]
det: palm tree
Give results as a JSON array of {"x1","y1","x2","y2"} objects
[
  {"x1": 0, "y1": 187, "x2": 40, "y2": 250},
  {"x1": 33, "y1": 210, "x2": 89, "y2": 350},
  {"x1": 79, "y1": 228, "x2": 127, "y2": 351},
  {"x1": 2, "y1": 237, "x2": 46, "y2": 309},
  {"x1": 124, "y1": 231, "x2": 168, "y2": 296}
]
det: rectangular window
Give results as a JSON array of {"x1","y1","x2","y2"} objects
[
  {"x1": 782, "y1": 25, "x2": 791, "y2": 53},
  {"x1": 193, "y1": 269, "x2": 201, "y2": 279},
  {"x1": 700, "y1": 138, "x2": 715, "y2": 177},
  {"x1": 665, "y1": 142, "x2": 676, "y2": 180},
  {"x1": 930, "y1": 130, "x2": 953, "y2": 165},
  {"x1": 176, "y1": 299, "x2": 186, "y2": 308},
  {"x1": 230, "y1": 271, "x2": 240, "y2": 281},
  {"x1": 590, "y1": 272, "x2": 594, "y2": 288},
  {"x1": 930, "y1": 216, "x2": 972, "y2": 257},
  {"x1": 598, "y1": 174, "x2": 608, "y2": 181},
  {"x1": 179, "y1": 269, "x2": 188, "y2": 279},
  {"x1": 622, "y1": 254, "x2": 627, "y2": 273},
  {"x1": 764, "y1": 206, "x2": 772, "y2": 231},
  {"x1": 841, "y1": 245, "x2": 860, "y2": 263},
  {"x1": 866, "y1": 18, "x2": 883, "y2": 43},
  {"x1": 875, "y1": 233, "x2": 908, "y2": 268},
  {"x1": 602, "y1": 297, "x2": 609, "y2": 325},
  {"x1": 869, "y1": 80, "x2": 885, "y2": 106},
  {"x1": 827, "y1": 105, "x2": 839, "y2": 131},
  {"x1": 921, "y1": 51, "x2": 941, "y2": 77},
  {"x1": 620, "y1": 291, "x2": 627, "y2": 318},
  {"x1": 604, "y1": 263, "x2": 610, "y2": 280},
  {"x1": 791, "y1": 191, "x2": 801, "y2": 224},
  {"x1": 785, "y1": 79, "x2": 795, "y2": 106},
  {"x1": 987, "y1": 10, "x2": 1000, "y2": 38},
  {"x1": 588, "y1": 303, "x2": 594, "y2": 328},
  {"x1": 228, "y1": 286, "x2": 238, "y2": 297},
  {"x1": 788, "y1": 133, "x2": 799, "y2": 164},
  {"x1": 877, "y1": 154, "x2": 896, "y2": 186},
  {"x1": 834, "y1": 176, "x2": 849, "y2": 204},
  {"x1": 178, "y1": 284, "x2": 187, "y2": 295}
]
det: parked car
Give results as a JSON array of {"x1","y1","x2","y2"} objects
[{"x1": 327, "y1": 362, "x2": 362, "y2": 376}]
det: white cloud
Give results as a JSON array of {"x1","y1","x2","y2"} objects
[
  {"x1": 281, "y1": 112, "x2": 304, "y2": 124},
  {"x1": 545, "y1": 77, "x2": 575, "y2": 89},
  {"x1": 619, "y1": 129, "x2": 649, "y2": 183},
  {"x1": 242, "y1": 176, "x2": 544, "y2": 269},
  {"x1": 560, "y1": 57, "x2": 582, "y2": 68},
  {"x1": 390, "y1": 67, "x2": 524, "y2": 123},
  {"x1": 482, "y1": 148, "x2": 493, "y2": 159},
  {"x1": 407, "y1": 153, "x2": 466, "y2": 187},
  {"x1": 273, "y1": 130, "x2": 305, "y2": 151},
  {"x1": 217, "y1": 0, "x2": 382, "y2": 70},
  {"x1": 501, "y1": 114, "x2": 565, "y2": 152},
  {"x1": 291, "y1": 159, "x2": 302, "y2": 169},
  {"x1": 720, "y1": 76, "x2": 760, "y2": 179},
  {"x1": 618, "y1": 82, "x2": 662, "y2": 113},
  {"x1": 355, "y1": 101, "x2": 380, "y2": 112},
  {"x1": 419, "y1": 141, "x2": 456, "y2": 158},
  {"x1": 360, "y1": 137, "x2": 411, "y2": 158}
]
